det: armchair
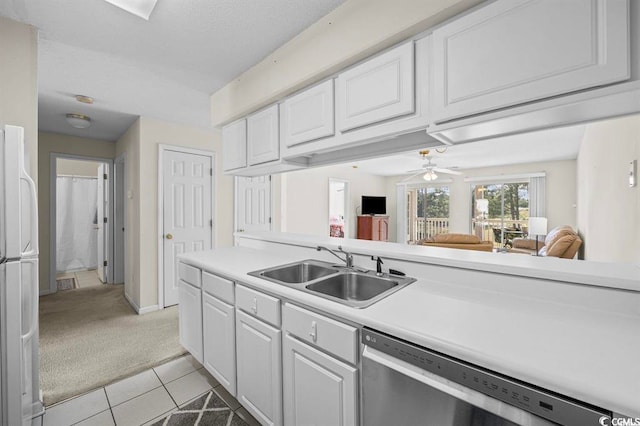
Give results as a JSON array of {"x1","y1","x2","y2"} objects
[{"x1": 509, "y1": 226, "x2": 582, "y2": 259}]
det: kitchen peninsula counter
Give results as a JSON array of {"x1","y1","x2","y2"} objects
[{"x1": 178, "y1": 232, "x2": 640, "y2": 418}]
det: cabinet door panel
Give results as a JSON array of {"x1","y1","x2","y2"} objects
[
  {"x1": 432, "y1": 0, "x2": 629, "y2": 123},
  {"x1": 236, "y1": 309, "x2": 282, "y2": 426},
  {"x1": 282, "y1": 80, "x2": 335, "y2": 147},
  {"x1": 337, "y1": 41, "x2": 414, "y2": 132},
  {"x1": 178, "y1": 280, "x2": 203, "y2": 363},
  {"x1": 222, "y1": 119, "x2": 247, "y2": 171},
  {"x1": 248, "y1": 105, "x2": 280, "y2": 165},
  {"x1": 203, "y1": 293, "x2": 236, "y2": 396},
  {"x1": 283, "y1": 335, "x2": 357, "y2": 426}
]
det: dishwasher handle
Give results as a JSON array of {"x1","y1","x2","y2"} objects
[{"x1": 362, "y1": 346, "x2": 554, "y2": 426}]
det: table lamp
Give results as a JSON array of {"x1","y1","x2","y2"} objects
[{"x1": 528, "y1": 217, "x2": 548, "y2": 256}]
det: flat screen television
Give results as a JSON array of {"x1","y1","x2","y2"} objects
[{"x1": 361, "y1": 196, "x2": 386, "y2": 215}]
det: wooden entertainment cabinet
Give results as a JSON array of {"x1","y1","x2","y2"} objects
[{"x1": 357, "y1": 215, "x2": 389, "y2": 241}]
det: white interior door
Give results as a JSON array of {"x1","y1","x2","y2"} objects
[
  {"x1": 163, "y1": 150, "x2": 213, "y2": 307},
  {"x1": 96, "y1": 164, "x2": 107, "y2": 283},
  {"x1": 236, "y1": 176, "x2": 271, "y2": 234}
]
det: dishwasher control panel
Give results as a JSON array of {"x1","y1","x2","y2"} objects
[{"x1": 362, "y1": 328, "x2": 611, "y2": 426}]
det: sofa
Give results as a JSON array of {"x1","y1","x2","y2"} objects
[
  {"x1": 509, "y1": 225, "x2": 582, "y2": 258},
  {"x1": 418, "y1": 233, "x2": 494, "y2": 252}
]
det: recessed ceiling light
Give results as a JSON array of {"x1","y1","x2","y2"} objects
[
  {"x1": 66, "y1": 114, "x2": 92, "y2": 129},
  {"x1": 75, "y1": 95, "x2": 94, "y2": 104},
  {"x1": 102, "y1": 0, "x2": 159, "y2": 20}
]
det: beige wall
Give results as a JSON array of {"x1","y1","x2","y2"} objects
[
  {"x1": 0, "y1": 16, "x2": 38, "y2": 180},
  {"x1": 57, "y1": 159, "x2": 100, "y2": 177},
  {"x1": 116, "y1": 117, "x2": 234, "y2": 310},
  {"x1": 577, "y1": 114, "x2": 640, "y2": 263},
  {"x1": 279, "y1": 164, "x2": 387, "y2": 239},
  {"x1": 385, "y1": 160, "x2": 577, "y2": 243},
  {"x1": 210, "y1": 0, "x2": 482, "y2": 126},
  {"x1": 38, "y1": 132, "x2": 117, "y2": 292},
  {"x1": 115, "y1": 120, "x2": 141, "y2": 303}
]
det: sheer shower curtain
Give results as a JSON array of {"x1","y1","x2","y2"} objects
[{"x1": 56, "y1": 176, "x2": 98, "y2": 272}]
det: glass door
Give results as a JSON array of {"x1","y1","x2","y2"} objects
[
  {"x1": 407, "y1": 185, "x2": 450, "y2": 243},
  {"x1": 471, "y1": 182, "x2": 529, "y2": 249}
]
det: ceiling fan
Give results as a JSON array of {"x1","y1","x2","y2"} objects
[{"x1": 402, "y1": 150, "x2": 462, "y2": 182}]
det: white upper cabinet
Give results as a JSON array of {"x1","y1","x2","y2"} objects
[
  {"x1": 281, "y1": 80, "x2": 335, "y2": 147},
  {"x1": 222, "y1": 119, "x2": 247, "y2": 171},
  {"x1": 336, "y1": 41, "x2": 415, "y2": 132},
  {"x1": 431, "y1": 0, "x2": 630, "y2": 124},
  {"x1": 247, "y1": 105, "x2": 280, "y2": 166}
]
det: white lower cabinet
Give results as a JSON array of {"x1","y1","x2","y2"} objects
[
  {"x1": 203, "y1": 292, "x2": 236, "y2": 395},
  {"x1": 178, "y1": 279, "x2": 203, "y2": 363},
  {"x1": 283, "y1": 334, "x2": 357, "y2": 426},
  {"x1": 282, "y1": 303, "x2": 358, "y2": 426},
  {"x1": 236, "y1": 309, "x2": 283, "y2": 426}
]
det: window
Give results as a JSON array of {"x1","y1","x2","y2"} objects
[
  {"x1": 471, "y1": 182, "x2": 529, "y2": 249},
  {"x1": 407, "y1": 185, "x2": 450, "y2": 242}
]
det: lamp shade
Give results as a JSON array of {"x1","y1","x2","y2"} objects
[{"x1": 528, "y1": 217, "x2": 548, "y2": 236}]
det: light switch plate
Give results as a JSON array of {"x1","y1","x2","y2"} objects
[{"x1": 630, "y1": 160, "x2": 637, "y2": 188}]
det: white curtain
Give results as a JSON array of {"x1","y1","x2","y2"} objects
[
  {"x1": 56, "y1": 176, "x2": 98, "y2": 272},
  {"x1": 529, "y1": 176, "x2": 546, "y2": 217}
]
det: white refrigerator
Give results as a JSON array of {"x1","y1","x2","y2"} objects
[{"x1": 0, "y1": 125, "x2": 42, "y2": 425}]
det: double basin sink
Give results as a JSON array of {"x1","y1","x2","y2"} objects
[{"x1": 248, "y1": 259, "x2": 415, "y2": 308}]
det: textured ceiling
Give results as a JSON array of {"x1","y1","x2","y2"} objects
[{"x1": 0, "y1": 0, "x2": 345, "y2": 140}]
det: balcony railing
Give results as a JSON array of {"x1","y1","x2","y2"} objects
[
  {"x1": 410, "y1": 217, "x2": 529, "y2": 247},
  {"x1": 410, "y1": 217, "x2": 449, "y2": 242}
]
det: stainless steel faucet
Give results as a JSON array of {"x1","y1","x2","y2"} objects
[{"x1": 316, "y1": 245, "x2": 354, "y2": 268}]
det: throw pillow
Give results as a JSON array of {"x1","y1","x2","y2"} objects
[
  {"x1": 544, "y1": 226, "x2": 575, "y2": 248},
  {"x1": 546, "y1": 235, "x2": 578, "y2": 257}
]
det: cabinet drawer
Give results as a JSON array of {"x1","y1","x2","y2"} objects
[
  {"x1": 283, "y1": 303, "x2": 358, "y2": 364},
  {"x1": 236, "y1": 285, "x2": 281, "y2": 327},
  {"x1": 202, "y1": 271, "x2": 234, "y2": 304},
  {"x1": 178, "y1": 262, "x2": 201, "y2": 289}
]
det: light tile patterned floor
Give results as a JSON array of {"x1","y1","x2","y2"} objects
[
  {"x1": 55, "y1": 269, "x2": 103, "y2": 289},
  {"x1": 41, "y1": 355, "x2": 259, "y2": 426}
]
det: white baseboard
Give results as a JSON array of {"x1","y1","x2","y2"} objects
[
  {"x1": 124, "y1": 291, "x2": 160, "y2": 315},
  {"x1": 39, "y1": 289, "x2": 54, "y2": 296}
]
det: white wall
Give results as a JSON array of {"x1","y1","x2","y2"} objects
[
  {"x1": 210, "y1": 0, "x2": 482, "y2": 126},
  {"x1": 279, "y1": 164, "x2": 387, "y2": 239},
  {"x1": 386, "y1": 160, "x2": 578, "y2": 243},
  {"x1": 116, "y1": 117, "x2": 234, "y2": 310},
  {"x1": 577, "y1": 114, "x2": 640, "y2": 263}
]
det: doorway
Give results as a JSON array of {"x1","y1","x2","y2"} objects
[
  {"x1": 235, "y1": 175, "x2": 272, "y2": 235},
  {"x1": 158, "y1": 146, "x2": 215, "y2": 308},
  {"x1": 51, "y1": 156, "x2": 114, "y2": 293},
  {"x1": 328, "y1": 179, "x2": 349, "y2": 238}
]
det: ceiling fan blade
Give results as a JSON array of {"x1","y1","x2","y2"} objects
[
  {"x1": 433, "y1": 167, "x2": 462, "y2": 175},
  {"x1": 400, "y1": 170, "x2": 425, "y2": 182}
]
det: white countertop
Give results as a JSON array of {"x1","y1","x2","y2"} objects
[
  {"x1": 238, "y1": 231, "x2": 640, "y2": 291},
  {"x1": 178, "y1": 235, "x2": 640, "y2": 418}
]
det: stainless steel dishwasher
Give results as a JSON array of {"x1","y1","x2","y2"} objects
[{"x1": 361, "y1": 328, "x2": 612, "y2": 426}]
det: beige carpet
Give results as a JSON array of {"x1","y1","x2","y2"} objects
[{"x1": 39, "y1": 284, "x2": 186, "y2": 406}]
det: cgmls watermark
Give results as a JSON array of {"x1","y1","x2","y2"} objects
[{"x1": 599, "y1": 417, "x2": 640, "y2": 426}]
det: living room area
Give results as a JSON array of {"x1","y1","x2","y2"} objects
[{"x1": 273, "y1": 113, "x2": 639, "y2": 266}]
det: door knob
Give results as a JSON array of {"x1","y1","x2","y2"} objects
[{"x1": 166, "y1": 233, "x2": 173, "y2": 240}]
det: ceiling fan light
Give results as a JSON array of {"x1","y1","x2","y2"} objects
[
  {"x1": 423, "y1": 171, "x2": 438, "y2": 181},
  {"x1": 66, "y1": 113, "x2": 92, "y2": 129}
]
